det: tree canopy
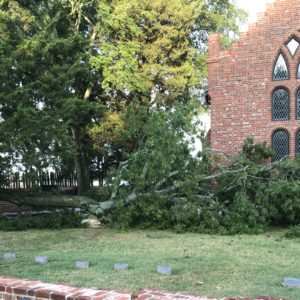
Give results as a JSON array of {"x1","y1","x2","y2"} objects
[{"x1": 0, "y1": 0, "x2": 246, "y2": 194}]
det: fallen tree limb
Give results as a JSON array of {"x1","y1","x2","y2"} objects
[{"x1": 0, "y1": 191, "x2": 96, "y2": 208}]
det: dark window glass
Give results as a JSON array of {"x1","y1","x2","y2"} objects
[
  {"x1": 296, "y1": 131, "x2": 300, "y2": 156},
  {"x1": 273, "y1": 53, "x2": 289, "y2": 81},
  {"x1": 272, "y1": 130, "x2": 289, "y2": 161},
  {"x1": 296, "y1": 90, "x2": 300, "y2": 119},
  {"x1": 272, "y1": 88, "x2": 289, "y2": 120}
]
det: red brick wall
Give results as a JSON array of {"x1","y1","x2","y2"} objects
[
  {"x1": 208, "y1": 0, "x2": 300, "y2": 159},
  {"x1": 0, "y1": 276, "x2": 291, "y2": 300}
]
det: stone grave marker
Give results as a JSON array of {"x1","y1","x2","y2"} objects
[
  {"x1": 157, "y1": 265, "x2": 172, "y2": 275},
  {"x1": 3, "y1": 253, "x2": 16, "y2": 260},
  {"x1": 284, "y1": 277, "x2": 300, "y2": 289},
  {"x1": 76, "y1": 261, "x2": 89, "y2": 269},
  {"x1": 114, "y1": 263, "x2": 129, "y2": 271},
  {"x1": 35, "y1": 256, "x2": 48, "y2": 264}
]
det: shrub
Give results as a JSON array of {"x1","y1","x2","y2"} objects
[
  {"x1": 284, "y1": 225, "x2": 300, "y2": 238},
  {"x1": 214, "y1": 138, "x2": 274, "y2": 234}
]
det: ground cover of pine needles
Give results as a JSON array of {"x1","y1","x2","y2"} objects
[{"x1": 0, "y1": 228, "x2": 299, "y2": 299}]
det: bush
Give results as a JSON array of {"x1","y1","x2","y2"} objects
[
  {"x1": 214, "y1": 138, "x2": 274, "y2": 234},
  {"x1": 219, "y1": 192, "x2": 267, "y2": 234},
  {"x1": 284, "y1": 225, "x2": 300, "y2": 238},
  {"x1": 263, "y1": 157, "x2": 300, "y2": 226},
  {"x1": 0, "y1": 209, "x2": 85, "y2": 231},
  {"x1": 169, "y1": 199, "x2": 221, "y2": 233}
]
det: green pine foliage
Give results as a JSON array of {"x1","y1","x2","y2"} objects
[{"x1": 0, "y1": 0, "x2": 246, "y2": 195}]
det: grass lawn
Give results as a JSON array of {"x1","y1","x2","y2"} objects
[{"x1": 0, "y1": 228, "x2": 299, "y2": 299}]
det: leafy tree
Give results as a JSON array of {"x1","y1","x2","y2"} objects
[
  {"x1": 90, "y1": 0, "x2": 201, "y2": 106},
  {"x1": 0, "y1": 0, "x2": 103, "y2": 194},
  {"x1": 88, "y1": 0, "x2": 247, "y2": 169},
  {"x1": 0, "y1": 0, "x2": 246, "y2": 195},
  {"x1": 194, "y1": 0, "x2": 247, "y2": 50}
]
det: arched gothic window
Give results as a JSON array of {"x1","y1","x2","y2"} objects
[
  {"x1": 272, "y1": 88, "x2": 289, "y2": 120},
  {"x1": 273, "y1": 53, "x2": 289, "y2": 81},
  {"x1": 272, "y1": 130, "x2": 289, "y2": 161},
  {"x1": 295, "y1": 130, "x2": 300, "y2": 156}
]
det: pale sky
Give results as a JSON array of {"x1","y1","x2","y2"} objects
[{"x1": 236, "y1": 0, "x2": 276, "y2": 32}]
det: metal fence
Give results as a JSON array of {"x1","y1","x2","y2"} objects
[{"x1": 0, "y1": 172, "x2": 78, "y2": 189}]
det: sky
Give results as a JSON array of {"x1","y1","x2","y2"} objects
[{"x1": 236, "y1": 0, "x2": 276, "y2": 32}]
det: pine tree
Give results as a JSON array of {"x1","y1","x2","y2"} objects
[{"x1": 0, "y1": 0, "x2": 246, "y2": 195}]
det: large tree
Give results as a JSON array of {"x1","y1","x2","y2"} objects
[
  {"x1": 88, "y1": 0, "x2": 246, "y2": 167},
  {"x1": 0, "y1": 0, "x2": 246, "y2": 195},
  {"x1": 0, "y1": 0, "x2": 103, "y2": 194}
]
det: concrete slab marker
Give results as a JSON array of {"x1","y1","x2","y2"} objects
[
  {"x1": 3, "y1": 253, "x2": 16, "y2": 260},
  {"x1": 114, "y1": 263, "x2": 129, "y2": 271},
  {"x1": 76, "y1": 261, "x2": 89, "y2": 269},
  {"x1": 157, "y1": 265, "x2": 172, "y2": 275},
  {"x1": 35, "y1": 256, "x2": 48, "y2": 264},
  {"x1": 284, "y1": 277, "x2": 300, "y2": 289}
]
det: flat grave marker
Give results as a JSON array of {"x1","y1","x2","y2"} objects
[
  {"x1": 3, "y1": 253, "x2": 16, "y2": 261},
  {"x1": 35, "y1": 256, "x2": 48, "y2": 264},
  {"x1": 114, "y1": 263, "x2": 129, "y2": 271},
  {"x1": 157, "y1": 265, "x2": 172, "y2": 275},
  {"x1": 284, "y1": 277, "x2": 300, "y2": 289},
  {"x1": 76, "y1": 261, "x2": 89, "y2": 269}
]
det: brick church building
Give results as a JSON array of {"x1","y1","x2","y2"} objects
[{"x1": 208, "y1": 0, "x2": 300, "y2": 161}]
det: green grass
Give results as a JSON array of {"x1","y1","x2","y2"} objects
[{"x1": 0, "y1": 228, "x2": 300, "y2": 299}]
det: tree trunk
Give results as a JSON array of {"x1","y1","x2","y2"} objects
[
  {"x1": 71, "y1": 24, "x2": 98, "y2": 195},
  {"x1": 71, "y1": 126, "x2": 91, "y2": 195},
  {"x1": 0, "y1": 192, "x2": 95, "y2": 208}
]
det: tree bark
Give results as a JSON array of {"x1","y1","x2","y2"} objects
[
  {"x1": 70, "y1": 23, "x2": 98, "y2": 195},
  {"x1": 71, "y1": 126, "x2": 91, "y2": 195},
  {"x1": 0, "y1": 194, "x2": 95, "y2": 208}
]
